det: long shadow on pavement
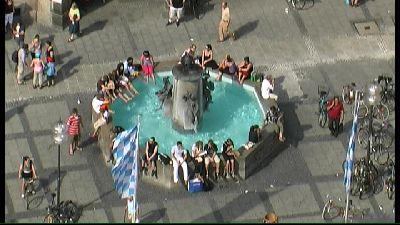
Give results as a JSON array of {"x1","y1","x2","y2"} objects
[
  {"x1": 57, "y1": 56, "x2": 82, "y2": 82},
  {"x1": 234, "y1": 20, "x2": 259, "y2": 40},
  {"x1": 80, "y1": 20, "x2": 108, "y2": 37}
]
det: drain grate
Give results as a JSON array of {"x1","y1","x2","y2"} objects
[{"x1": 354, "y1": 21, "x2": 380, "y2": 35}]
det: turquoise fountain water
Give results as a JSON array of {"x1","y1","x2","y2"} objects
[{"x1": 111, "y1": 72, "x2": 263, "y2": 154}]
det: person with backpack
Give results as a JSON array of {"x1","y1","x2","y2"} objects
[
  {"x1": 14, "y1": 43, "x2": 28, "y2": 85},
  {"x1": 18, "y1": 156, "x2": 38, "y2": 198},
  {"x1": 12, "y1": 22, "x2": 25, "y2": 47}
]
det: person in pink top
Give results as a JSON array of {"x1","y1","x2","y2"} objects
[
  {"x1": 30, "y1": 52, "x2": 44, "y2": 89},
  {"x1": 140, "y1": 50, "x2": 155, "y2": 83}
]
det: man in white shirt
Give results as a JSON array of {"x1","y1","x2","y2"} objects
[
  {"x1": 92, "y1": 94, "x2": 104, "y2": 114},
  {"x1": 261, "y1": 74, "x2": 278, "y2": 101},
  {"x1": 171, "y1": 141, "x2": 188, "y2": 185}
]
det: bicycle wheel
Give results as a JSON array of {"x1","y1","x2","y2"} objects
[
  {"x1": 381, "y1": 130, "x2": 394, "y2": 149},
  {"x1": 372, "y1": 104, "x2": 389, "y2": 121},
  {"x1": 357, "y1": 103, "x2": 368, "y2": 119},
  {"x1": 43, "y1": 213, "x2": 56, "y2": 223},
  {"x1": 322, "y1": 202, "x2": 341, "y2": 220},
  {"x1": 350, "y1": 178, "x2": 361, "y2": 196},
  {"x1": 357, "y1": 128, "x2": 369, "y2": 149},
  {"x1": 386, "y1": 179, "x2": 394, "y2": 200},
  {"x1": 373, "y1": 146, "x2": 389, "y2": 165},
  {"x1": 318, "y1": 111, "x2": 327, "y2": 127},
  {"x1": 292, "y1": 0, "x2": 306, "y2": 9}
]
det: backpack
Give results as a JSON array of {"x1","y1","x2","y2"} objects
[{"x1": 12, "y1": 49, "x2": 18, "y2": 63}]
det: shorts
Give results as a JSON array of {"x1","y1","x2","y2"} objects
[
  {"x1": 68, "y1": 134, "x2": 80, "y2": 143},
  {"x1": 21, "y1": 171, "x2": 32, "y2": 180},
  {"x1": 141, "y1": 153, "x2": 158, "y2": 163},
  {"x1": 143, "y1": 65, "x2": 154, "y2": 76},
  {"x1": 222, "y1": 152, "x2": 234, "y2": 161}
]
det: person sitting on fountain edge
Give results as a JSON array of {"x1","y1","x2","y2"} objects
[
  {"x1": 191, "y1": 140, "x2": 206, "y2": 179},
  {"x1": 216, "y1": 54, "x2": 237, "y2": 81},
  {"x1": 141, "y1": 137, "x2": 159, "y2": 178},
  {"x1": 264, "y1": 106, "x2": 285, "y2": 142},
  {"x1": 222, "y1": 138, "x2": 237, "y2": 178},
  {"x1": 171, "y1": 141, "x2": 189, "y2": 186},
  {"x1": 245, "y1": 124, "x2": 261, "y2": 150},
  {"x1": 203, "y1": 139, "x2": 221, "y2": 180}
]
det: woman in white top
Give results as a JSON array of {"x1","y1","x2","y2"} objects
[{"x1": 261, "y1": 74, "x2": 278, "y2": 101}]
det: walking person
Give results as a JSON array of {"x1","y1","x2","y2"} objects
[
  {"x1": 218, "y1": 1, "x2": 236, "y2": 42},
  {"x1": 5, "y1": 0, "x2": 14, "y2": 33},
  {"x1": 16, "y1": 43, "x2": 28, "y2": 85},
  {"x1": 68, "y1": 2, "x2": 81, "y2": 42},
  {"x1": 30, "y1": 52, "x2": 45, "y2": 89},
  {"x1": 327, "y1": 96, "x2": 344, "y2": 137},
  {"x1": 66, "y1": 108, "x2": 83, "y2": 155},
  {"x1": 166, "y1": 0, "x2": 185, "y2": 27}
]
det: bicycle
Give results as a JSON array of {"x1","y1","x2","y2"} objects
[
  {"x1": 24, "y1": 177, "x2": 39, "y2": 210},
  {"x1": 371, "y1": 102, "x2": 390, "y2": 121},
  {"x1": 342, "y1": 82, "x2": 356, "y2": 105},
  {"x1": 350, "y1": 157, "x2": 379, "y2": 199},
  {"x1": 288, "y1": 0, "x2": 306, "y2": 10},
  {"x1": 357, "y1": 121, "x2": 393, "y2": 165},
  {"x1": 384, "y1": 159, "x2": 395, "y2": 200},
  {"x1": 322, "y1": 198, "x2": 367, "y2": 221},
  {"x1": 317, "y1": 85, "x2": 329, "y2": 127},
  {"x1": 43, "y1": 193, "x2": 79, "y2": 223}
]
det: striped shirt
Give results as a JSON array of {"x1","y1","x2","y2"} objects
[{"x1": 66, "y1": 114, "x2": 81, "y2": 136}]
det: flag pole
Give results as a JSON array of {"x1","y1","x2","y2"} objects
[
  {"x1": 133, "y1": 114, "x2": 140, "y2": 223},
  {"x1": 344, "y1": 90, "x2": 359, "y2": 223}
]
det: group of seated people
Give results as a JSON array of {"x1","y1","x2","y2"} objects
[{"x1": 180, "y1": 44, "x2": 253, "y2": 85}]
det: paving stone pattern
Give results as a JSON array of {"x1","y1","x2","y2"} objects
[{"x1": 4, "y1": 0, "x2": 395, "y2": 222}]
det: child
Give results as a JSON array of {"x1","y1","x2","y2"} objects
[{"x1": 45, "y1": 62, "x2": 56, "y2": 86}]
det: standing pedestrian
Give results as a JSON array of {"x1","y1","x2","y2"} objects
[
  {"x1": 30, "y1": 52, "x2": 45, "y2": 89},
  {"x1": 45, "y1": 41, "x2": 56, "y2": 86},
  {"x1": 12, "y1": 22, "x2": 25, "y2": 47},
  {"x1": 16, "y1": 43, "x2": 28, "y2": 85},
  {"x1": 66, "y1": 108, "x2": 83, "y2": 155},
  {"x1": 140, "y1": 50, "x2": 155, "y2": 83},
  {"x1": 218, "y1": 1, "x2": 236, "y2": 42},
  {"x1": 68, "y1": 2, "x2": 81, "y2": 42},
  {"x1": 327, "y1": 96, "x2": 344, "y2": 137},
  {"x1": 5, "y1": 0, "x2": 14, "y2": 33},
  {"x1": 166, "y1": 0, "x2": 185, "y2": 27},
  {"x1": 29, "y1": 34, "x2": 42, "y2": 60}
]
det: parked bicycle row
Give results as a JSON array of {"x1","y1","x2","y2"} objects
[{"x1": 342, "y1": 155, "x2": 395, "y2": 201}]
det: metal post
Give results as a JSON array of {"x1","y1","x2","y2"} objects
[
  {"x1": 57, "y1": 143, "x2": 61, "y2": 208},
  {"x1": 367, "y1": 105, "x2": 373, "y2": 162}
]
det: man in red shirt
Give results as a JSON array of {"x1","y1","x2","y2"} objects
[
  {"x1": 327, "y1": 96, "x2": 344, "y2": 137},
  {"x1": 66, "y1": 108, "x2": 83, "y2": 155}
]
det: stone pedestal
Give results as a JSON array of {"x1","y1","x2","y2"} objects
[
  {"x1": 50, "y1": 0, "x2": 72, "y2": 29},
  {"x1": 171, "y1": 63, "x2": 204, "y2": 133}
]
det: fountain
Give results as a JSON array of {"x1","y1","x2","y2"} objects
[{"x1": 156, "y1": 54, "x2": 214, "y2": 133}]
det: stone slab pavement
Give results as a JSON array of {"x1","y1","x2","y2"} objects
[{"x1": 4, "y1": 0, "x2": 396, "y2": 223}]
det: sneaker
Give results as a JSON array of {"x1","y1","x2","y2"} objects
[
  {"x1": 231, "y1": 173, "x2": 235, "y2": 179},
  {"x1": 166, "y1": 21, "x2": 172, "y2": 26},
  {"x1": 176, "y1": 20, "x2": 180, "y2": 27},
  {"x1": 21, "y1": 194, "x2": 25, "y2": 198},
  {"x1": 226, "y1": 174, "x2": 231, "y2": 179}
]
